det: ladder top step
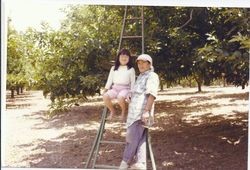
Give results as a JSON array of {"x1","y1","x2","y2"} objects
[
  {"x1": 100, "y1": 140, "x2": 126, "y2": 144},
  {"x1": 122, "y1": 35, "x2": 142, "y2": 39},
  {"x1": 95, "y1": 164, "x2": 119, "y2": 169}
]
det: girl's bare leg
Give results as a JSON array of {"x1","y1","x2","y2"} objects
[
  {"x1": 118, "y1": 97, "x2": 126, "y2": 122},
  {"x1": 103, "y1": 94, "x2": 115, "y2": 120}
]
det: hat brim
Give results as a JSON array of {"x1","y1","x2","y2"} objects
[{"x1": 136, "y1": 58, "x2": 151, "y2": 63}]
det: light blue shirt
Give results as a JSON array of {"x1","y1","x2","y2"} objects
[{"x1": 126, "y1": 70, "x2": 159, "y2": 127}]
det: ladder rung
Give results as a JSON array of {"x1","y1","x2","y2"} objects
[
  {"x1": 95, "y1": 164, "x2": 119, "y2": 169},
  {"x1": 125, "y1": 17, "x2": 142, "y2": 20},
  {"x1": 122, "y1": 35, "x2": 142, "y2": 39},
  {"x1": 100, "y1": 140, "x2": 126, "y2": 144}
]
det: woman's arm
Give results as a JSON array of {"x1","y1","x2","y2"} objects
[
  {"x1": 142, "y1": 72, "x2": 159, "y2": 123},
  {"x1": 143, "y1": 94, "x2": 155, "y2": 112}
]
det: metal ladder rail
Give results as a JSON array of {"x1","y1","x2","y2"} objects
[
  {"x1": 85, "y1": 110, "x2": 157, "y2": 169},
  {"x1": 118, "y1": 6, "x2": 128, "y2": 52},
  {"x1": 118, "y1": 6, "x2": 145, "y2": 54},
  {"x1": 91, "y1": 108, "x2": 109, "y2": 168},
  {"x1": 84, "y1": 107, "x2": 108, "y2": 168},
  {"x1": 92, "y1": 107, "x2": 127, "y2": 169},
  {"x1": 84, "y1": 106, "x2": 126, "y2": 169},
  {"x1": 146, "y1": 128, "x2": 157, "y2": 170}
]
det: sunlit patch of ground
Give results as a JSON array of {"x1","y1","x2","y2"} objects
[{"x1": 3, "y1": 86, "x2": 249, "y2": 169}]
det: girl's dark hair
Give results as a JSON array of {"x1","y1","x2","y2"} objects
[{"x1": 114, "y1": 48, "x2": 133, "y2": 70}]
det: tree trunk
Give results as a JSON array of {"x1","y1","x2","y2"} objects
[
  {"x1": 197, "y1": 81, "x2": 202, "y2": 92},
  {"x1": 11, "y1": 89, "x2": 15, "y2": 98},
  {"x1": 194, "y1": 74, "x2": 202, "y2": 92},
  {"x1": 166, "y1": 82, "x2": 171, "y2": 88},
  {"x1": 16, "y1": 87, "x2": 20, "y2": 95},
  {"x1": 21, "y1": 87, "x2": 23, "y2": 93},
  {"x1": 242, "y1": 83, "x2": 245, "y2": 89},
  {"x1": 160, "y1": 80, "x2": 164, "y2": 91},
  {"x1": 221, "y1": 73, "x2": 226, "y2": 87},
  {"x1": 178, "y1": 79, "x2": 181, "y2": 85},
  {"x1": 223, "y1": 78, "x2": 226, "y2": 87},
  {"x1": 189, "y1": 78, "x2": 192, "y2": 88},
  {"x1": 222, "y1": 76, "x2": 226, "y2": 87}
]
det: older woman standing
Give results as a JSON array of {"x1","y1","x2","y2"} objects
[{"x1": 119, "y1": 54, "x2": 159, "y2": 170}]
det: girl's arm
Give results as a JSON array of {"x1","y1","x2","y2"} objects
[
  {"x1": 104, "y1": 66, "x2": 114, "y2": 90},
  {"x1": 130, "y1": 68, "x2": 136, "y2": 90},
  {"x1": 126, "y1": 68, "x2": 136, "y2": 102}
]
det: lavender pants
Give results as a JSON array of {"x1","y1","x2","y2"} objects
[{"x1": 122, "y1": 120, "x2": 146, "y2": 164}]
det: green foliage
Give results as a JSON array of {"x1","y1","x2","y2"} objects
[
  {"x1": 80, "y1": 75, "x2": 102, "y2": 96},
  {"x1": 229, "y1": 33, "x2": 250, "y2": 49},
  {"x1": 7, "y1": 19, "x2": 29, "y2": 96},
  {"x1": 23, "y1": 5, "x2": 123, "y2": 106},
  {"x1": 204, "y1": 8, "x2": 249, "y2": 88},
  {"x1": 144, "y1": 7, "x2": 249, "y2": 91},
  {"x1": 47, "y1": 96, "x2": 88, "y2": 117},
  {"x1": 7, "y1": 6, "x2": 249, "y2": 113},
  {"x1": 179, "y1": 76, "x2": 197, "y2": 88}
]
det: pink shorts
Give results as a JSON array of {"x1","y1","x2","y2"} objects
[{"x1": 104, "y1": 84, "x2": 130, "y2": 99}]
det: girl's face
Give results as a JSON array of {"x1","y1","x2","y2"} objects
[
  {"x1": 119, "y1": 54, "x2": 130, "y2": 66},
  {"x1": 137, "y1": 60, "x2": 151, "y2": 73}
]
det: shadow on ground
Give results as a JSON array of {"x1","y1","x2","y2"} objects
[{"x1": 7, "y1": 89, "x2": 248, "y2": 169}]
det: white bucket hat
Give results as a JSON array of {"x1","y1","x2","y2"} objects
[{"x1": 136, "y1": 54, "x2": 154, "y2": 70}]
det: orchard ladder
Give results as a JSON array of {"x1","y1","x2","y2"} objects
[
  {"x1": 118, "y1": 6, "x2": 145, "y2": 54},
  {"x1": 84, "y1": 6, "x2": 156, "y2": 169}
]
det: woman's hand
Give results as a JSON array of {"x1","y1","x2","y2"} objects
[
  {"x1": 141, "y1": 110, "x2": 150, "y2": 124},
  {"x1": 126, "y1": 92, "x2": 132, "y2": 102}
]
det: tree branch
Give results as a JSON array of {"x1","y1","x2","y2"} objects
[{"x1": 179, "y1": 9, "x2": 194, "y2": 29}]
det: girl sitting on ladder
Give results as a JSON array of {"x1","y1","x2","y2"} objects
[{"x1": 103, "y1": 48, "x2": 135, "y2": 122}]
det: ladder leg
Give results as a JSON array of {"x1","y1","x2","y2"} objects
[
  {"x1": 141, "y1": 6, "x2": 145, "y2": 53},
  {"x1": 119, "y1": 6, "x2": 145, "y2": 54},
  {"x1": 91, "y1": 108, "x2": 108, "y2": 168},
  {"x1": 85, "y1": 5, "x2": 148, "y2": 169},
  {"x1": 147, "y1": 129, "x2": 157, "y2": 170},
  {"x1": 118, "y1": 6, "x2": 128, "y2": 52},
  {"x1": 84, "y1": 107, "x2": 108, "y2": 168}
]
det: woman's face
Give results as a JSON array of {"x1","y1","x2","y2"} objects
[
  {"x1": 119, "y1": 54, "x2": 130, "y2": 66},
  {"x1": 137, "y1": 60, "x2": 151, "y2": 73}
]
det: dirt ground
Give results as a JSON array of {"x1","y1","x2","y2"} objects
[{"x1": 2, "y1": 86, "x2": 249, "y2": 170}]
